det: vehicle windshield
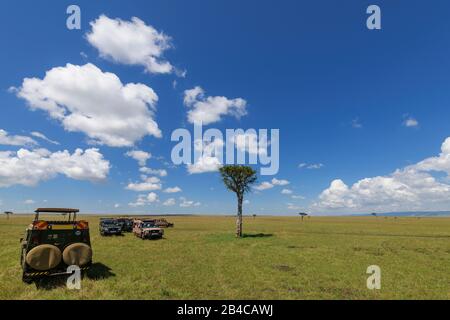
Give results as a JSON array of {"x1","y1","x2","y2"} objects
[
  {"x1": 102, "y1": 220, "x2": 118, "y2": 226},
  {"x1": 142, "y1": 222, "x2": 156, "y2": 228}
]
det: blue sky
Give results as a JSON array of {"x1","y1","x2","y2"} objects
[{"x1": 1, "y1": 0, "x2": 450, "y2": 215}]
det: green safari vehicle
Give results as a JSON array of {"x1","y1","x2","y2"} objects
[{"x1": 20, "y1": 208, "x2": 93, "y2": 283}]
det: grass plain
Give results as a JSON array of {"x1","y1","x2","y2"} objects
[{"x1": 0, "y1": 215, "x2": 449, "y2": 300}]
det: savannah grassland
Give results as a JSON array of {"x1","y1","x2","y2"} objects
[{"x1": 0, "y1": 215, "x2": 449, "y2": 300}]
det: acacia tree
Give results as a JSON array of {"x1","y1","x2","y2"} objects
[
  {"x1": 298, "y1": 212, "x2": 308, "y2": 221},
  {"x1": 219, "y1": 165, "x2": 257, "y2": 238}
]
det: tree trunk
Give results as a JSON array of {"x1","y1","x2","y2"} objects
[{"x1": 236, "y1": 194, "x2": 243, "y2": 238}]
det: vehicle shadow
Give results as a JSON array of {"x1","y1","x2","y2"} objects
[
  {"x1": 242, "y1": 233, "x2": 273, "y2": 238},
  {"x1": 34, "y1": 263, "x2": 115, "y2": 290},
  {"x1": 86, "y1": 262, "x2": 116, "y2": 280}
]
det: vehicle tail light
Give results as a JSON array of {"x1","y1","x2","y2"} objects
[
  {"x1": 76, "y1": 221, "x2": 89, "y2": 229},
  {"x1": 33, "y1": 221, "x2": 48, "y2": 230}
]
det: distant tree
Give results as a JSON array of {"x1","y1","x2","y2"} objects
[
  {"x1": 252, "y1": 214, "x2": 256, "y2": 219},
  {"x1": 298, "y1": 212, "x2": 308, "y2": 221},
  {"x1": 219, "y1": 165, "x2": 257, "y2": 238},
  {"x1": 371, "y1": 212, "x2": 377, "y2": 217},
  {"x1": 4, "y1": 211, "x2": 13, "y2": 220}
]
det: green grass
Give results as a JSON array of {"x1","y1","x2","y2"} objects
[{"x1": 0, "y1": 215, "x2": 449, "y2": 299}]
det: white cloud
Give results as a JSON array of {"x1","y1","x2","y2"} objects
[
  {"x1": 187, "y1": 138, "x2": 224, "y2": 174},
  {"x1": 287, "y1": 203, "x2": 301, "y2": 210},
  {"x1": 15, "y1": 63, "x2": 161, "y2": 147},
  {"x1": 0, "y1": 148, "x2": 110, "y2": 187},
  {"x1": 126, "y1": 150, "x2": 151, "y2": 166},
  {"x1": 129, "y1": 192, "x2": 159, "y2": 207},
  {"x1": 187, "y1": 155, "x2": 222, "y2": 174},
  {"x1": 233, "y1": 132, "x2": 268, "y2": 156},
  {"x1": 312, "y1": 137, "x2": 450, "y2": 213},
  {"x1": 139, "y1": 167, "x2": 167, "y2": 177},
  {"x1": 351, "y1": 118, "x2": 363, "y2": 129},
  {"x1": 30, "y1": 132, "x2": 60, "y2": 145},
  {"x1": 164, "y1": 186, "x2": 182, "y2": 193},
  {"x1": 291, "y1": 195, "x2": 305, "y2": 200},
  {"x1": 254, "y1": 182, "x2": 274, "y2": 191},
  {"x1": 271, "y1": 178, "x2": 290, "y2": 186},
  {"x1": 0, "y1": 129, "x2": 37, "y2": 146},
  {"x1": 24, "y1": 199, "x2": 35, "y2": 205},
  {"x1": 254, "y1": 178, "x2": 289, "y2": 191},
  {"x1": 87, "y1": 15, "x2": 173, "y2": 74},
  {"x1": 114, "y1": 203, "x2": 120, "y2": 208},
  {"x1": 281, "y1": 189, "x2": 293, "y2": 195},
  {"x1": 299, "y1": 163, "x2": 324, "y2": 169},
  {"x1": 163, "y1": 198, "x2": 176, "y2": 206},
  {"x1": 404, "y1": 117, "x2": 419, "y2": 127},
  {"x1": 126, "y1": 176, "x2": 162, "y2": 192},
  {"x1": 183, "y1": 86, "x2": 247, "y2": 125},
  {"x1": 179, "y1": 197, "x2": 201, "y2": 208}
]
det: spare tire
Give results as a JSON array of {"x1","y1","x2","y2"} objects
[
  {"x1": 25, "y1": 244, "x2": 62, "y2": 271},
  {"x1": 62, "y1": 243, "x2": 92, "y2": 266}
]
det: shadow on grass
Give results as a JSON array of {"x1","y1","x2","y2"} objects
[
  {"x1": 34, "y1": 263, "x2": 115, "y2": 290},
  {"x1": 242, "y1": 233, "x2": 273, "y2": 238},
  {"x1": 86, "y1": 262, "x2": 116, "y2": 280}
]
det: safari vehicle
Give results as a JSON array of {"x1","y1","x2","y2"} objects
[
  {"x1": 116, "y1": 217, "x2": 133, "y2": 232},
  {"x1": 99, "y1": 218, "x2": 122, "y2": 236},
  {"x1": 153, "y1": 218, "x2": 174, "y2": 228},
  {"x1": 133, "y1": 219, "x2": 164, "y2": 239},
  {"x1": 20, "y1": 208, "x2": 92, "y2": 283}
]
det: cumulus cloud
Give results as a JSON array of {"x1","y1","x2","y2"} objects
[
  {"x1": 129, "y1": 192, "x2": 159, "y2": 207},
  {"x1": 30, "y1": 132, "x2": 60, "y2": 145},
  {"x1": 187, "y1": 138, "x2": 224, "y2": 174},
  {"x1": 126, "y1": 150, "x2": 151, "y2": 167},
  {"x1": 0, "y1": 129, "x2": 37, "y2": 146},
  {"x1": 126, "y1": 176, "x2": 162, "y2": 192},
  {"x1": 0, "y1": 148, "x2": 110, "y2": 187},
  {"x1": 271, "y1": 178, "x2": 290, "y2": 186},
  {"x1": 164, "y1": 186, "x2": 182, "y2": 193},
  {"x1": 254, "y1": 181, "x2": 274, "y2": 191},
  {"x1": 87, "y1": 15, "x2": 173, "y2": 74},
  {"x1": 24, "y1": 199, "x2": 35, "y2": 205},
  {"x1": 179, "y1": 197, "x2": 200, "y2": 208},
  {"x1": 14, "y1": 63, "x2": 161, "y2": 147},
  {"x1": 139, "y1": 167, "x2": 167, "y2": 177},
  {"x1": 233, "y1": 131, "x2": 268, "y2": 156},
  {"x1": 281, "y1": 189, "x2": 293, "y2": 194},
  {"x1": 187, "y1": 155, "x2": 222, "y2": 174},
  {"x1": 183, "y1": 86, "x2": 247, "y2": 125},
  {"x1": 163, "y1": 198, "x2": 176, "y2": 206},
  {"x1": 287, "y1": 203, "x2": 302, "y2": 211},
  {"x1": 254, "y1": 178, "x2": 289, "y2": 191},
  {"x1": 312, "y1": 137, "x2": 450, "y2": 213},
  {"x1": 403, "y1": 117, "x2": 419, "y2": 127}
]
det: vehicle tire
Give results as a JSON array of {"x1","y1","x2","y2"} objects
[
  {"x1": 25, "y1": 244, "x2": 62, "y2": 271},
  {"x1": 62, "y1": 243, "x2": 92, "y2": 266}
]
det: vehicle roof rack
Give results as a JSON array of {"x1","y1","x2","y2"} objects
[{"x1": 35, "y1": 208, "x2": 80, "y2": 213}]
